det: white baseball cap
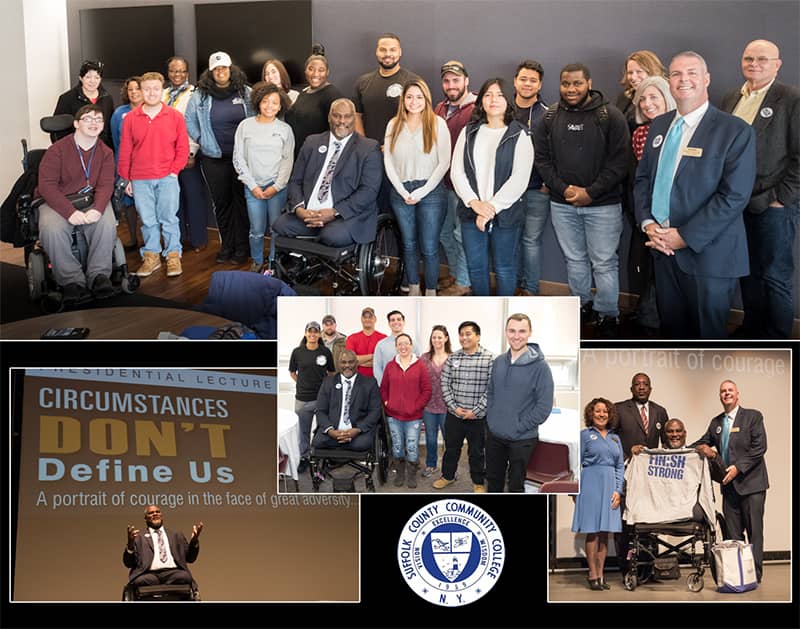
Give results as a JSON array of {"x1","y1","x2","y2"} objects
[{"x1": 208, "y1": 51, "x2": 232, "y2": 71}]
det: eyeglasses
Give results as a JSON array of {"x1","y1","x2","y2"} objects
[
  {"x1": 742, "y1": 56, "x2": 779, "y2": 64},
  {"x1": 169, "y1": 68, "x2": 188, "y2": 74},
  {"x1": 79, "y1": 116, "x2": 104, "y2": 124}
]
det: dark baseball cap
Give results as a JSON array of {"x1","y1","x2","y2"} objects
[{"x1": 322, "y1": 314, "x2": 336, "y2": 324}]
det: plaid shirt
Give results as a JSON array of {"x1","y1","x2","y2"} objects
[{"x1": 441, "y1": 346, "x2": 495, "y2": 418}]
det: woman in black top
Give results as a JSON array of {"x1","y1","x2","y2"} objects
[
  {"x1": 285, "y1": 54, "x2": 343, "y2": 157},
  {"x1": 52, "y1": 60, "x2": 115, "y2": 148}
]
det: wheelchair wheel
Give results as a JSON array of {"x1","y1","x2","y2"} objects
[
  {"x1": 26, "y1": 249, "x2": 47, "y2": 300},
  {"x1": 375, "y1": 423, "x2": 389, "y2": 485},
  {"x1": 358, "y1": 213, "x2": 403, "y2": 295},
  {"x1": 687, "y1": 571, "x2": 704, "y2": 592},
  {"x1": 623, "y1": 571, "x2": 638, "y2": 591}
]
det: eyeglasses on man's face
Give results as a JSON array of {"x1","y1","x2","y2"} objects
[{"x1": 79, "y1": 116, "x2": 104, "y2": 124}]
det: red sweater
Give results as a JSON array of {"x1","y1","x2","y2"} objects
[
  {"x1": 117, "y1": 104, "x2": 189, "y2": 180},
  {"x1": 380, "y1": 357, "x2": 432, "y2": 421},
  {"x1": 36, "y1": 135, "x2": 115, "y2": 220}
]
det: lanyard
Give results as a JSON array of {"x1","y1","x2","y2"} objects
[{"x1": 74, "y1": 139, "x2": 98, "y2": 187}]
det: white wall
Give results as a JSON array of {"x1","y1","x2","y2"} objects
[
  {"x1": 555, "y1": 348, "x2": 792, "y2": 556},
  {"x1": 1, "y1": 0, "x2": 69, "y2": 196}
]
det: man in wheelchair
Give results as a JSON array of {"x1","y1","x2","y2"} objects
[
  {"x1": 36, "y1": 104, "x2": 116, "y2": 302},
  {"x1": 272, "y1": 98, "x2": 382, "y2": 247},
  {"x1": 622, "y1": 418, "x2": 725, "y2": 590},
  {"x1": 312, "y1": 350, "x2": 382, "y2": 452}
]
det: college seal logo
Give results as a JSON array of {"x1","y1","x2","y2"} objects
[{"x1": 397, "y1": 499, "x2": 505, "y2": 606}]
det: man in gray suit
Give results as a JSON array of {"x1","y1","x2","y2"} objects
[
  {"x1": 721, "y1": 39, "x2": 800, "y2": 339},
  {"x1": 694, "y1": 380, "x2": 769, "y2": 582}
]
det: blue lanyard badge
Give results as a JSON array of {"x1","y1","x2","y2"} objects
[{"x1": 74, "y1": 139, "x2": 98, "y2": 189}]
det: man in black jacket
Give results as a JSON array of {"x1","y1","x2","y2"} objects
[
  {"x1": 721, "y1": 39, "x2": 800, "y2": 339},
  {"x1": 534, "y1": 63, "x2": 630, "y2": 336}
]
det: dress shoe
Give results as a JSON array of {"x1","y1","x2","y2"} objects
[
  {"x1": 215, "y1": 250, "x2": 232, "y2": 264},
  {"x1": 297, "y1": 458, "x2": 310, "y2": 474},
  {"x1": 62, "y1": 283, "x2": 87, "y2": 303},
  {"x1": 587, "y1": 577, "x2": 604, "y2": 591},
  {"x1": 231, "y1": 252, "x2": 249, "y2": 265},
  {"x1": 595, "y1": 315, "x2": 620, "y2": 339},
  {"x1": 600, "y1": 578, "x2": 611, "y2": 590},
  {"x1": 580, "y1": 301, "x2": 598, "y2": 325},
  {"x1": 91, "y1": 274, "x2": 114, "y2": 299}
]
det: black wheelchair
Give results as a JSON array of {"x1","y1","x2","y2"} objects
[
  {"x1": 272, "y1": 213, "x2": 403, "y2": 295},
  {"x1": 122, "y1": 583, "x2": 200, "y2": 601},
  {"x1": 623, "y1": 511, "x2": 727, "y2": 592},
  {"x1": 308, "y1": 413, "x2": 391, "y2": 492},
  {"x1": 2, "y1": 114, "x2": 139, "y2": 312}
]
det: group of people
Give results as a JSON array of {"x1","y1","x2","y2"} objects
[
  {"x1": 573, "y1": 374, "x2": 769, "y2": 590},
  {"x1": 39, "y1": 35, "x2": 797, "y2": 337},
  {"x1": 288, "y1": 309, "x2": 555, "y2": 492}
]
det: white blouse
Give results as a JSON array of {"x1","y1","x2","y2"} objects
[{"x1": 383, "y1": 116, "x2": 451, "y2": 201}]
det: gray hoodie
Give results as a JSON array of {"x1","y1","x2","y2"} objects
[{"x1": 487, "y1": 342, "x2": 554, "y2": 441}]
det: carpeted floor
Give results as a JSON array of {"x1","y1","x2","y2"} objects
[{"x1": 0, "y1": 262, "x2": 193, "y2": 324}]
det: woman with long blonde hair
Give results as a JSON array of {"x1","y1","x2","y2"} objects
[{"x1": 384, "y1": 79, "x2": 451, "y2": 296}]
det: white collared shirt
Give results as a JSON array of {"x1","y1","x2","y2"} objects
[
  {"x1": 307, "y1": 133, "x2": 353, "y2": 211},
  {"x1": 659, "y1": 100, "x2": 709, "y2": 183},
  {"x1": 148, "y1": 526, "x2": 177, "y2": 570},
  {"x1": 336, "y1": 373, "x2": 358, "y2": 430}
]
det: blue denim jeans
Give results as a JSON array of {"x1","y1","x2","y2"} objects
[
  {"x1": 740, "y1": 203, "x2": 798, "y2": 338},
  {"x1": 461, "y1": 218, "x2": 522, "y2": 296},
  {"x1": 440, "y1": 189, "x2": 470, "y2": 286},
  {"x1": 244, "y1": 184, "x2": 288, "y2": 265},
  {"x1": 132, "y1": 176, "x2": 181, "y2": 256},
  {"x1": 422, "y1": 411, "x2": 446, "y2": 468},
  {"x1": 550, "y1": 201, "x2": 622, "y2": 317},
  {"x1": 517, "y1": 188, "x2": 550, "y2": 294},
  {"x1": 387, "y1": 417, "x2": 422, "y2": 464},
  {"x1": 389, "y1": 180, "x2": 447, "y2": 289}
]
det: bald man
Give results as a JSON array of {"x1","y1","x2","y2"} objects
[{"x1": 721, "y1": 40, "x2": 800, "y2": 339}]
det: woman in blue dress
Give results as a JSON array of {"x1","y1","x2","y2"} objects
[{"x1": 572, "y1": 397, "x2": 624, "y2": 590}]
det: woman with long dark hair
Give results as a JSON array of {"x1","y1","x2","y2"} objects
[
  {"x1": 185, "y1": 51, "x2": 254, "y2": 264},
  {"x1": 110, "y1": 76, "x2": 143, "y2": 249},
  {"x1": 384, "y1": 79, "x2": 451, "y2": 296},
  {"x1": 450, "y1": 78, "x2": 533, "y2": 295},
  {"x1": 419, "y1": 325, "x2": 452, "y2": 478}
]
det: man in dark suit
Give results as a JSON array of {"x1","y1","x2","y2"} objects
[
  {"x1": 693, "y1": 380, "x2": 769, "y2": 582},
  {"x1": 634, "y1": 51, "x2": 757, "y2": 338},
  {"x1": 123, "y1": 505, "x2": 203, "y2": 588},
  {"x1": 720, "y1": 39, "x2": 800, "y2": 339},
  {"x1": 312, "y1": 349, "x2": 382, "y2": 451},
  {"x1": 614, "y1": 372, "x2": 668, "y2": 578},
  {"x1": 614, "y1": 372, "x2": 668, "y2": 461},
  {"x1": 272, "y1": 98, "x2": 382, "y2": 246}
]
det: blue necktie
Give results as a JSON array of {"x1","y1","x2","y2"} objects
[
  {"x1": 651, "y1": 117, "x2": 685, "y2": 225},
  {"x1": 720, "y1": 414, "x2": 732, "y2": 466}
]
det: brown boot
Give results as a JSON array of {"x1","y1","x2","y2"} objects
[
  {"x1": 136, "y1": 251, "x2": 162, "y2": 277},
  {"x1": 440, "y1": 283, "x2": 471, "y2": 296},
  {"x1": 393, "y1": 460, "x2": 406, "y2": 487},
  {"x1": 166, "y1": 251, "x2": 183, "y2": 277},
  {"x1": 407, "y1": 462, "x2": 417, "y2": 488}
]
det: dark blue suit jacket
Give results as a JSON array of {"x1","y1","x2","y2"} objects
[
  {"x1": 634, "y1": 105, "x2": 757, "y2": 278},
  {"x1": 288, "y1": 132, "x2": 382, "y2": 244},
  {"x1": 315, "y1": 373, "x2": 382, "y2": 436},
  {"x1": 691, "y1": 407, "x2": 769, "y2": 497}
]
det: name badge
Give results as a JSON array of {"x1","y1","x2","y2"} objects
[
  {"x1": 760, "y1": 107, "x2": 773, "y2": 118},
  {"x1": 652, "y1": 134, "x2": 664, "y2": 148},
  {"x1": 683, "y1": 147, "x2": 703, "y2": 157},
  {"x1": 730, "y1": 427, "x2": 740, "y2": 433}
]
